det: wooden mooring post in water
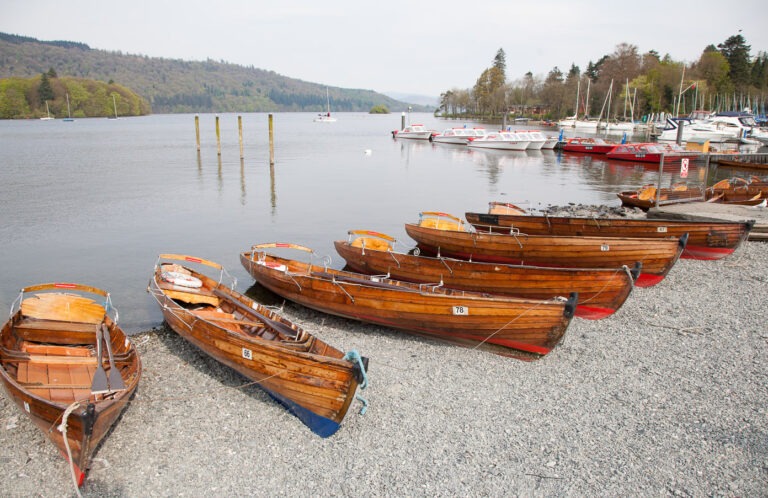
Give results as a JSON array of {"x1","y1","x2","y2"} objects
[
  {"x1": 215, "y1": 115, "x2": 221, "y2": 156},
  {"x1": 195, "y1": 115, "x2": 201, "y2": 151},
  {"x1": 238, "y1": 115, "x2": 244, "y2": 159},
  {"x1": 269, "y1": 113, "x2": 275, "y2": 166}
]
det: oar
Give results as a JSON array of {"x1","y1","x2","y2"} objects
[
  {"x1": 102, "y1": 324, "x2": 126, "y2": 391},
  {"x1": 91, "y1": 325, "x2": 109, "y2": 394}
]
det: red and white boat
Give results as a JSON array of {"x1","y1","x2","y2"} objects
[
  {"x1": 430, "y1": 127, "x2": 486, "y2": 144},
  {"x1": 605, "y1": 142, "x2": 701, "y2": 163},
  {"x1": 562, "y1": 137, "x2": 617, "y2": 154}
]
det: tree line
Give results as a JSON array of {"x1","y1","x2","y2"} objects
[
  {"x1": 0, "y1": 67, "x2": 150, "y2": 119},
  {"x1": 440, "y1": 34, "x2": 768, "y2": 122}
]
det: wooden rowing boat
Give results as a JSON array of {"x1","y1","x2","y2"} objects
[
  {"x1": 241, "y1": 243, "x2": 577, "y2": 359},
  {"x1": 404, "y1": 212, "x2": 687, "y2": 288},
  {"x1": 465, "y1": 207, "x2": 753, "y2": 261},
  {"x1": 334, "y1": 230, "x2": 637, "y2": 320},
  {"x1": 716, "y1": 158, "x2": 768, "y2": 171},
  {"x1": 0, "y1": 283, "x2": 141, "y2": 487},
  {"x1": 617, "y1": 184, "x2": 705, "y2": 210},
  {"x1": 148, "y1": 254, "x2": 368, "y2": 438}
]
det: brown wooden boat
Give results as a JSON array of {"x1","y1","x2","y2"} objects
[
  {"x1": 0, "y1": 283, "x2": 141, "y2": 487},
  {"x1": 716, "y1": 158, "x2": 768, "y2": 171},
  {"x1": 404, "y1": 212, "x2": 687, "y2": 288},
  {"x1": 465, "y1": 206, "x2": 753, "y2": 261},
  {"x1": 148, "y1": 254, "x2": 368, "y2": 437},
  {"x1": 241, "y1": 243, "x2": 577, "y2": 359},
  {"x1": 334, "y1": 230, "x2": 638, "y2": 320},
  {"x1": 617, "y1": 184, "x2": 705, "y2": 210}
]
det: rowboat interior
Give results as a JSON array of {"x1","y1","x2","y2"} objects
[
  {"x1": 152, "y1": 259, "x2": 313, "y2": 347},
  {"x1": 0, "y1": 283, "x2": 140, "y2": 487}
]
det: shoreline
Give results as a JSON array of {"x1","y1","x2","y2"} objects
[{"x1": 1, "y1": 242, "x2": 766, "y2": 496}]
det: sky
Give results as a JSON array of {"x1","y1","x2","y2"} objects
[{"x1": 2, "y1": 0, "x2": 767, "y2": 99}]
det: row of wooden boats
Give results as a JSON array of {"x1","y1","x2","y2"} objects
[
  {"x1": 0, "y1": 203, "x2": 755, "y2": 486},
  {"x1": 619, "y1": 176, "x2": 768, "y2": 210}
]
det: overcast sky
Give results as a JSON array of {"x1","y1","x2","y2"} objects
[{"x1": 2, "y1": 0, "x2": 766, "y2": 98}]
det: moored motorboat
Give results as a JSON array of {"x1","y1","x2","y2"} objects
[
  {"x1": 465, "y1": 205, "x2": 753, "y2": 261},
  {"x1": 606, "y1": 142, "x2": 701, "y2": 163},
  {"x1": 514, "y1": 130, "x2": 546, "y2": 150},
  {"x1": 562, "y1": 137, "x2": 617, "y2": 154},
  {"x1": 467, "y1": 131, "x2": 529, "y2": 151},
  {"x1": 0, "y1": 283, "x2": 141, "y2": 487},
  {"x1": 405, "y1": 212, "x2": 687, "y2": 287},
  {"x1": 334, "y1": 230, "x2": 637, "y2": 320},
  {"x1": 430, "y1": 127, "x2": 486, "y2": 144},
  {"x1": 241, "y1": 243, "x2": 577, "y2": 359},
  {"x1": 148, "y1": 254, "x2": 368, "y2": 437},
  {"x1": 392, "y1": 124, "x2": 434, "y2": 140}
]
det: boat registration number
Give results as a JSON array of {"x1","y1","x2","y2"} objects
[
  {"x1": 656, "y1": 226, "x2": 668, "y2": 233},
  {"x1": 452, "y1": 305, "x2": 469, "y2": 316},
  {"x1": 242, "y1": 348, "x2": 253, "y2": 360}
]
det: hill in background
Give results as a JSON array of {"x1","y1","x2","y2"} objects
[{"x1": 0, "y1": 32, "x2": 431, "y2": 114}]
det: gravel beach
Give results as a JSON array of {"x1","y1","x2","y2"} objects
[{"x1": 1, "y1": 240, "x2": 766, "y2": 497}]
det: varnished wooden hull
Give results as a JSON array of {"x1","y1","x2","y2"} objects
[
  {"x1": 465, "y1": 212, "x2": 753, "y2": 261},
  {"x1": 0, "y1": 284, "x2": 141, "y2": 486},
  {"x1": 334, "y1": 240, "x2": 636, "y2": 320},
  {"x1": 404, "y1": 223, "x2": 686, "y2": 288},
  {"x1": 241, "y1": 247, "x2": 577, "y2": 359},
  {"x1": 148, "y1": 255, "x2": 367, "y2": 438}
]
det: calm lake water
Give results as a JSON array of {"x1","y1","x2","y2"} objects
[{"x1": 0, "y1": 112, "x2": 726, "y2": 333}]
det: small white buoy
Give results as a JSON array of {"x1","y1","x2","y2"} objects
[{"x1": 364, "y1": 149, "x2": 372, "y2": 156}]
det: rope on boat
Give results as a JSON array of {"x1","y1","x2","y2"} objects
[
  {"x1": 343, "y1": 350, "x2": 369, "y2": 415},
  {"x1": 58, "y1": 401, "x2": 84, "y2": 498},
  {"x1": 470, "y1": 298, "x2": 563, "y2": 351},
  {"x1": 577, "y1": 265, "x2": 632, "y2": 305}
]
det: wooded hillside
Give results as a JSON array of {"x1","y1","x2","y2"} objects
[{"x1": 0, "y1": 33, "x2": 424, "y2": 114}]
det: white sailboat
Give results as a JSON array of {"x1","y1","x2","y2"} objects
[
  {"x1": 40, "y1": 100, "x2": 54, "y2": 120},
  {"x1": 108, "y1": 95, "x2": 118, "y2": 119},
  {"x1": 314, "y1": 88, "x2": 337, "y2": 122},
  {"x1": 63, "y1": 93, "x2": 74, "y2": 122},
  {"x1": 558, "y1": 79, "x2": 599, "y2": 131}
]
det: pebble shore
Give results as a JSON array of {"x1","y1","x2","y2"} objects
[{"x1": 1, "y1": 241, "x2": 766, "y2": 497}]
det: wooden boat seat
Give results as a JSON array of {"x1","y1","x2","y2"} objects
[
  {"x1": 638, "y1": 187, "x2": 657, "y2": 201},
  {"x1": 21, "y1": 293, "x2": 105, "y2": 324},
  {"x1": 13, "y1": 318, "x2": 99, "y2": 344},
  {"x1": 157, "y1": 279, "x2": 219, "y2": 306},
  {"x1": 419, "y1": 218, "x2": 463, "y2": 231}
]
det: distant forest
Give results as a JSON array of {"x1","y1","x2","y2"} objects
[
  {"x1": 0, "y1": 32, "x2": 426, "y2": 115},
  {"x1": 441, "y1": 34, "x2": 768, "y2": 121}
]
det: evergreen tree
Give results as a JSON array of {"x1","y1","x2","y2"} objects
[
  {"x1": 718, "y1": 34, "x2": 751, "y2": 89},
  {"x1": 493, "y1": 48, "x2": 506, "y2": 79},
  {"x1": 38, "y1": 72, "x2": 54, "y2": 103},
  {"x1": 46, "y1": 67, "x2": 57, "y2": 78}
]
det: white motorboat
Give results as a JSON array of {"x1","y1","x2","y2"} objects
[
  {"x1": 430, "y1": 127, "x2": 486, "y2": 144},
  {"x1": 467, "y1": 131, "x2": 529, "y2": 151},
  {"x1": 707, "y1": 111, "x2": 768, "y2": 144},
  {"x1": 393, "y1": 124, "x2": 434, "y2": 140},
  {"x1": 656, "y1": 117, "x2": 731, "y2": 143},
  {"x1": 514, "y1": 130, "x2": 547, "y2": 150}
]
